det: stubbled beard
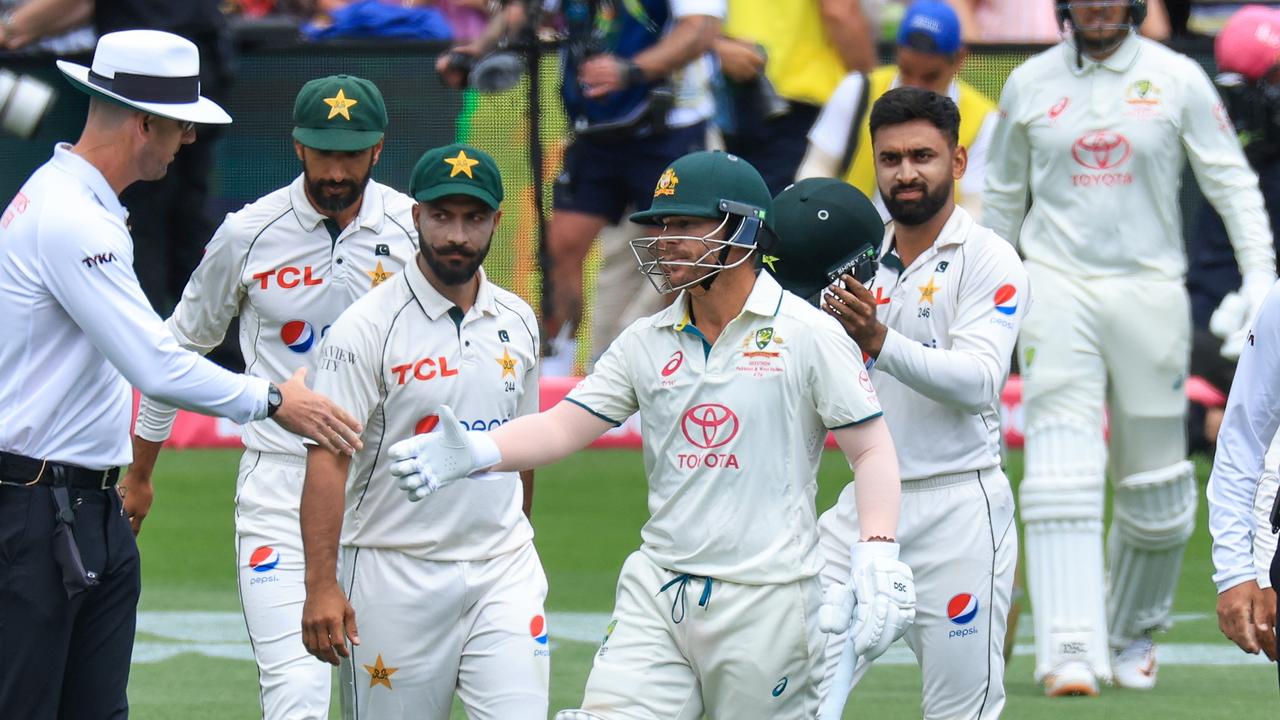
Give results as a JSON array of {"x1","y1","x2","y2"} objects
[
  {"x1": 418, "y1": 229, "x2": 490, "y2": 285},
  {"x1": 883, "y1": 179, "x2": 952, "y2": 226},
  {"x1": 304, "y1": 162, "x2": 372, "y2": 213}
]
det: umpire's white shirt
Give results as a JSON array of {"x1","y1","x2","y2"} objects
[
  {"x1": 568, "y1": 271, "x2": 882, "y2": 585},
  {"x1": 314, "y1": 263, "x2": 539, "y2": 561},
  {"x1": 0, "y1": 144, "x2": 267, "y2": 469},
  {"x1": 867, "y1": 206, "x2": 1028, "y2": 481},
  {"x1": 134, "y1": 175, "x2": 418, "y2": 456},
  {"x1": 1209, "y1": 280, "x2": 1280, "y2": 593},
  {"x1": 983, "y1": 34, "x2": 1275, "y2": 280}
]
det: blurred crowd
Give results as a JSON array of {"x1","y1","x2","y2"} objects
[{"x1": 0, "y1": 0, "x2": 1265, "y2": 437}]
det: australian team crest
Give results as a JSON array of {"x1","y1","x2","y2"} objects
[
  {"x1": 654, "y1": 168, "x2": 679, "y2": 197},
  {"x1": 755, "y1": 327, "x2": 774, "y2": 350}
]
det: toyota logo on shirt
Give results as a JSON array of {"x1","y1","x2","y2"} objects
[
  {"x1": 680, "y1": 403, "x2": 740, "y2": 449},
  {"x1": 1071, "y1": 131, "x2": 1132, "y2": 171}
]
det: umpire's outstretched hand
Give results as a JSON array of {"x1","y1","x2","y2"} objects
[
  {"x1": 302, "y1": 581, "x2": 360, "y2": 666},
  {"x1": 274, "y1": 368, "x2": 364, "y2": 456}
]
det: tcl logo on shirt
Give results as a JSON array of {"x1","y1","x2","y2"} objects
[
  {"x1": 391, "y1": 356, "x2": 459, "y2": 384},
  {"x1": 676, "y1": 403, "x2": 741, "y2": 470},
  {"x1": 251, "y1": 266, "x2": 323, "y2": 290},
  {"x1": 1071, "y1": 131, "x2": 1134, "y2": 187}
]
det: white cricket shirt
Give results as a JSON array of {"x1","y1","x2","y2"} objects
[
  {"x1": 0, "y1": 144, "x2": 268, "y2": 469},
  {"x1": 1209, "y1": 279, "x2": 1280, "y2": 593},
  {"x1": 134, "y1": 175, "x2": 418, "y2": 456},
  {"x1": 567, "y1": 271, "x2": 882, "y2": 585},
  {"x1": 983, "y1": 34, "x2": 1275, "y2": 280},
  {"x1": 314, "y1": 263, "x2": 539, "y2": 561},
  {"x1": 865, "y1": 206, "x2": 1026, "y2": 481}
]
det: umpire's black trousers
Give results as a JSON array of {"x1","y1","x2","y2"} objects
[{"x1": 0, "y1": 483, "x2": 140, "y2": 719}]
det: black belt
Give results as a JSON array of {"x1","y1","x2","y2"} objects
[{"x1": 0, "y1": 452, "x2": 119, "y2": 489}]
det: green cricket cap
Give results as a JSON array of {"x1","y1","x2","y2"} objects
[
  {"x1": 409, "y1": 143, "x2": 504, "y2": 209},
  {"x1": 629, "y1": 151, "x2": 772, "y2": 226},
  {"x1": 292, "y1": 75, "x2": 387, "y2": 152}
]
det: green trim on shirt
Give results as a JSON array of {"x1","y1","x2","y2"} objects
[
  {"x1": 829, "y1": 411, "x2": 884, "y2": 430},
  {"x1": 564, "y1": 397, "x2": 622, "y2": 427},
  {"x1": 322, "y1": 217, "x2": 342, "y2": 244}
]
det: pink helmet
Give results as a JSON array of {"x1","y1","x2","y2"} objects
[{"x1": 1216, "y1": 5, "x2": 1280, "y2": 82}]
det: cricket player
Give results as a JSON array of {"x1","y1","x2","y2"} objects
[
  {"x1": 300, "y1": 144, "x2": 547, "y2": 720},
  {"x1": 771, "y1": 87, "x2": 1025, "y2": 719},
  {"x1": 983, "y1": 0, "x2": 1278, "y2": 695},
  {"x1": 386, "y1": 150, "x2": 916, "y2": 719},
  {"x1": 1209, "y1": 281, "x2": 1280, "y2": 662},
  {"x1": 125, "y1": 75, "x2": 417, "y2": 718}
]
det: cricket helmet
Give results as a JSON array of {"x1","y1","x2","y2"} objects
[
  {"x1": 765, "y1": 178, "x2": 884, "y2": 303},
  {"x1": 628, "y1": 151, "x2": 774, "y2": 294}
]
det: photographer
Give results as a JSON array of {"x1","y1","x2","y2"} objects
[{"x1": 436, "y1": 0, "x2": 722, "y2": 374}]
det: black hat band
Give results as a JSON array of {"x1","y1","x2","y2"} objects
[{"x1": 88, "y1": 69, "x2": 199, "y2": 104}]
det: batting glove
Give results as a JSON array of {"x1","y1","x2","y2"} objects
[
  {"x1": 387, "y1": 405, "x2": 501, "y2": 501},
  {"x1": 1212, "y1": 271, "x2": 1276, "y2": 360},
  {"x1": 819, "y1": 541, "x2": 915, "y2": 662}
]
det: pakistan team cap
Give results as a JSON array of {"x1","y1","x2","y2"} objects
[
  {"x1": 629, "y1": 150, "x2": 772, "y2": 226},
  {"x1": 766, "y1": 178, "x2": 886, "y2": 299},
  {"x1": 409, "y1": 143, "x2": 504, "y2": 209},
  {"x1": 898, "y1": 0, "x2": 962, "y2": 56},
  {"x1": 292, "y1": 75, "x2": 387, "y2": 151}
]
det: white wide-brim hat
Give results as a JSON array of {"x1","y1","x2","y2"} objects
[{"x1": 57, "y1": 29, "x2": 231, "y2": 125}]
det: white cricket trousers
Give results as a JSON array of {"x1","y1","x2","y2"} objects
[
  {"x1": 570, "y1": 550, "x2": 825, "y2": 719},
  {"x1": 817, "y1": 467, "x2": 1017, "y2": 719},
  {"x1": 338, "y1": 541, "x2": 549, "y2": 720},
  {"x1": 235, "y1": 450, "x2": 332, "y2": 720}
]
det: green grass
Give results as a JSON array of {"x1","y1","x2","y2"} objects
[{"x1": 129, "y1": 449, "x2": 1276, "y2": 719}]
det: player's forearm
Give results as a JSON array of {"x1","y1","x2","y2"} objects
[
  {"x1": 819, "y1": 0, "x2": 875, "y2": 74},
  {"x1": 876, "y1": 329, "x2": 1003, "y2": 414},
  {"x1": 632, "y1": 14, "x2": 720, "y2": 80},
  {"x1": 833, "y1": 418, "x2": 900, "y2": 539},
  {"x1": 301, "y1": 447, "x2": 350, "y2": 589},
  {"x1": 489, "y1": 401, "x2": 613, "y2": 472}
]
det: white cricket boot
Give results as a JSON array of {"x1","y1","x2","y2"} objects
[{"x1": 1112, "y1": 635, "x2": 1158, "y2": 690}]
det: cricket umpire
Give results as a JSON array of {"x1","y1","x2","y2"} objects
[{"x1": 0, "y1": 31, "x2": 361, "y2": 719}]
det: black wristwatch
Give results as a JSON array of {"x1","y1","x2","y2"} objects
[
  {"x1": 266, "y1": 383, "x2": 283, "y2": 418},
  {"x1": 624, "y1": 61, "x2": 647, "y2": 88}
]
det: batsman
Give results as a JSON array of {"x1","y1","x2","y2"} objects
[{"x1": 386, "y1": 150, "x2": 916, "y2": 718}]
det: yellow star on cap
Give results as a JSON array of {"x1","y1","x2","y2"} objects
[
  {"x1": 367, "y1": 260, "x2": 393, "y2": 288},
  {"x1": 497, "y1": 347, "x2": 517, "y2": 379},
  {"x1": 364, "y1": 654, "x2": 398, "y2": 689},
  {"x1": 324, "y1": 88, "x2": 359, "y2": 121},
  {"x1": 761, "y1": 254, "x2": 779, "y2": 272},
  {"x1": 918, "y1": 276, "x2": 941, "y2": 304},
  {"x1": 444, "y1": 150, "x2": 480, "y2": 179}
]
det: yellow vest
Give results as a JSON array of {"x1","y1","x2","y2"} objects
[
  {"x1": 723, "y1": 0, "x2": 846, "y2": 106},
  {"x1": 844, "y1": 67, "x2": 997, "y2": 204}
]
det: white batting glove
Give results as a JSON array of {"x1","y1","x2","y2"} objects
[
  {"x1": 1212, "y1": 271, "x2": 1276, "y2": 360},
  {"x1": 824, "y1": 541, "x2": 915, "y2": 662},
  {"x1": 387, "y1": 405, "x2": 501, "y2": 501}
]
